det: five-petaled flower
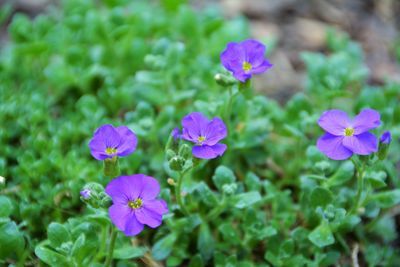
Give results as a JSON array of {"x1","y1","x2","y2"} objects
[
  {"x1": 176, "y1": 112, "x2": 227, "y2": 159},
  {"x1": 380, "y1": 131, "x2": 391, "y2": 145},
  {"x1": 89, "y1": 124, "x2": 138, "y2": 161},
  {"x1": 220, "y1": 39, "x2": 273, "y2": 82},
  {"x1": 106, "y1": 174, "x2": 168, "y2": 236},
  {"x1": 316, "y1": 109, "x2": 381, "y2": 160}
]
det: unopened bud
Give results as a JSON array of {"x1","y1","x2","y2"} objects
[
  {"x1": 378, "y1": 131, "x2": 391, "y2": 160},
  {"x1": 215, "y1": 73, "x2": 236, "y2": 87},
  {"x1": 169, "y1": 156, "x2": 185, "y2": 171},
  {"x1": 167, "y1": 178, "x2": 175, "y2": 186},
  {"x1": 179, "y1": 144, "x2": 191, "y2": 160}
]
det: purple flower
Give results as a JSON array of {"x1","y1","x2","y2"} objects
[
  {"x1": 380, "y1": 131, "x2": 391, "y2": 145},
  {"x1": 220, "y1": 39, "x2": 273, "y2": 82},
  {"x1": 316, "y1": 109, "x2": 381, "y2": 160},
  {"x1": 105, "y1": 174, "x2": 168, "y2": 236},
  {"x1": 179, "y1": 112, "x2": 227, "y2": 159},
  {"x1": 89, "y1": 124, "x2": 138, "y2": 161},
  {"x1": 80, "y1": 189, "x2": 91, "y2": 199},
  {"x1": 171, "y1": 127, "x2": 181, "y2": 141}
]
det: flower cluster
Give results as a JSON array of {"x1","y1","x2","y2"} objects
[
  {"x1": 174, "y1": 112, "x2": 227, "y2": 159},
  {"x1": 316, "y1": 109, "x2": 381, "y2": 160}
]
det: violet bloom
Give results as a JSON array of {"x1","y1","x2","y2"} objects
[
  {"x1": 106, "y1": 174, "x2": 168, "y2": 236},
  {"x1": 89, "y1": 124, "x2": 137, "y2": 160},
  {"x1": 80, "y1": 189, "x2": 91, "y2": 199},
  {"x1": 180, "y1": 112, "x2": 227, "y2": 159},
  {"x1": 380, "y1": 131, "x2": 391, "y2": 145},
  {"x1": 220, "y1": 39, "x2": 273, "y2": 82},
  {"x1": 317, "y1": 109, "x2": 381, "y2": 160}
]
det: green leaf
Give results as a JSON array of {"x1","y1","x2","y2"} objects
[
  {"x1": 0, "y1": 221, "x2": 25, "y2": 259},
  {"x1": 310, "y1": 187, "x2": 333, "y2": 208},
  {"x1": 325, "y1": 161, "x2": 354, "y2": 187},
  {"x1": 365, "y1": 171, "x2": 387, "y2": 189},
  {"x1": 0, "y1": 196, "x2": 13, "y2": 217},
  {"x1": 231, "y1": 192, "x2": 262, "y2": 209},
  {"x1": 370, "y1": 189, "x2": 400, "y2": 208},
  {"x1": 308, "y1": 221, "x2": 335, "y2": 248},
  {"x1": 114, "y1": 246, "x2": 147, "y2": 260},
  {"x1": 152, "y1": 232, "x2": 177, "y2": 260},
  {"x1": 197, "y1": 223, "x2": 214, "y2": 260},
  {"x1": 35, "y1": 246, "x2": 71, "y2": 267},
  {"x1": 212, "y1": 165, "x2": 236, "y2": 192},
  {"x1": 188, "y1": 254, "x2": 204, "y2": 267},
  {"x1": 47, "y1": 222, "x2": 71, "y2": 248}
]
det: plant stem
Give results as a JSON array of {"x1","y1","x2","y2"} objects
[
  {"x1": 350, "y1": 161, "x2": 364, "y2": 214},
  {"x1": 175, "y1": 168, "x2": 191, "y2": 216},
  {"x1": 104, "y1": 227, "x2": 118, "y2": 267},
  {"x1": 205, "y1": 195, "x2": 227, "y2": 221}
]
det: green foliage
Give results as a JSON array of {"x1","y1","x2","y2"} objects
[{"x1": 0, "y1": 0, "x2": 399, "y2": 266}]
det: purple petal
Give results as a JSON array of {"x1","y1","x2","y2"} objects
[
  {"x1": 233, "y1": 70, "x2": 252, "y2": 82},
  {"x1": 89, "y1": 124, "x2": 121, "y2": 160},
  {"x1": 143, "y1": 199, "x2": 169, "y2": 215},
  {"x1": 135, "y1": 207, "x2": 163, "y2": 228},
  {"x1": 220, "y1": 42, "x2": 245, "y2": 73},
  {"x1": 192, "y1": 143, "x2": 227, "y2": 159},
  {"x1": 171, "y1": 127, "x2": 181, "y2": 140},
  {"x1": 138, "y1": 175, "x2": 160, "y2": 200},
  {"x1": 181, "y1": 112, "x2": 210, "y2": 143},
  {"x1": 380, "y1": 131, "x2": 391, "y2": 144},
  {"x1": 115, "y1": 126, "x2": 138, "y2": 157},
  {"x1": 316, "y1": 133, "x2": 353, "y2": 160},
  {"x1": 249, "y1": 60, "x2": 273, "y2": 74},
  {"x1": 203, "y1": 117, "x2": 227, "y2": 146},
  {"x1": 124, "y1": 213, "x2": 144, "y2": 236},
  {"x1": 105, "y1": 175, "x2": 143, "y2": 204},
  {"x1": 318, "y1": 110, "x2": 351, "y2": 136},
  {"x1": 241, "y1": 39, "x2": 266, "y2": 66},
  {"x1": 342, "y1": 132, "x2": 378, "y2": 155},
  {"x1": 352, "y1": 109, "x2": 381, "y2": 135},
  {"x1": 109, "y1": 204, "x2": 132, "y2": 231}
]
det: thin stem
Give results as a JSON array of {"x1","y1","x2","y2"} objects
[
  {"x1": 104, "y1": 227, "x2": 118, "y2": 267},
  {"x1": 175, "y1": 168, "x2": 191, "y2": 216},
  {"x1": 350, "y1": 161, "x2": 364, "y2": 214}
]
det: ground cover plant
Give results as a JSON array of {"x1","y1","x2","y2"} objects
[{"x1": 0, "y1": 0, "x2": 399, "y2": 266}]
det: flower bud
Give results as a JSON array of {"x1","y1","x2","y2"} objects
[
  {"x1": 214, "y1": 73, "x2": 236, "y2": 87},
  {"x1": 166, "y1": 149, "x2": 176, "y2": 161},
  {"x1": 179, "y1": 144, "x2": 191, "y2": 160},
  {"x1": 378, "y1": 131, "x2": 391, "y2": 160},
  {"x1": 167, "y1": 178, "x2": 175, "y2": 186},
  {"x1": 222, "y1": 183, "x2": 237, "y2": 195},
  {"x1": 169, "y1": 156, "x2": 185, "y2": 171}
]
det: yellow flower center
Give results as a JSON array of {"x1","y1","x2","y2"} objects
[
  {"x1": 128, "y1": 198, "x2": 143, "y2": 209},
  {"x1": 242, "y1": 61, "x2": 252, "y2": 71},
  {"x1": 105, "y1": 147, "x2": 117, "y2": 155},
  {"x1": 197, "y1": 136, "x2": 206, "y2": 144},
  {"x1": 344, "y1": 127, "x2": 354, "y2": 137}
]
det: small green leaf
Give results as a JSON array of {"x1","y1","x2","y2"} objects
[
  {"x1": 197, "y1": 223, "x2": 214, "y2": 260},
  {"x1": 231, "y1": 192, "x2": 262, "y2": 209},
  {"x1": 152, "y1": 233, "x2": 177, "y2": 260},
  {"x1": 114, "y1": 246, "x2": 147, "y2": 260},
  {"x1": 48, "y1": 223, "x2": 71, "y2": 248},
  {"x1": 310, "y1": 187, "x2": 333, "y2": 208},
  {"x1": 212, "y1": 165, "x2": 236, "y2": 192},
  {"x1": 326, "y1": 161, "x2": 354, "y2": 187},
  {"x1": 370, "y1": 189, "x2": 400, "y2": 208},
  {"x1": 188, "y1": 254, "x2": 204, "y2": 267},
  {"x1": 0, "y1": 196, "x2": 13, "y2": 217},
  {"x1": 308, "y1": 221, "x2": 335, "y2": 248},
  {"x1": 35, "y1": 246, "x2": 71, "y2": 267},
  {"x1": 0, "y1": 221, "x2": 25, "y2": 259}
]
